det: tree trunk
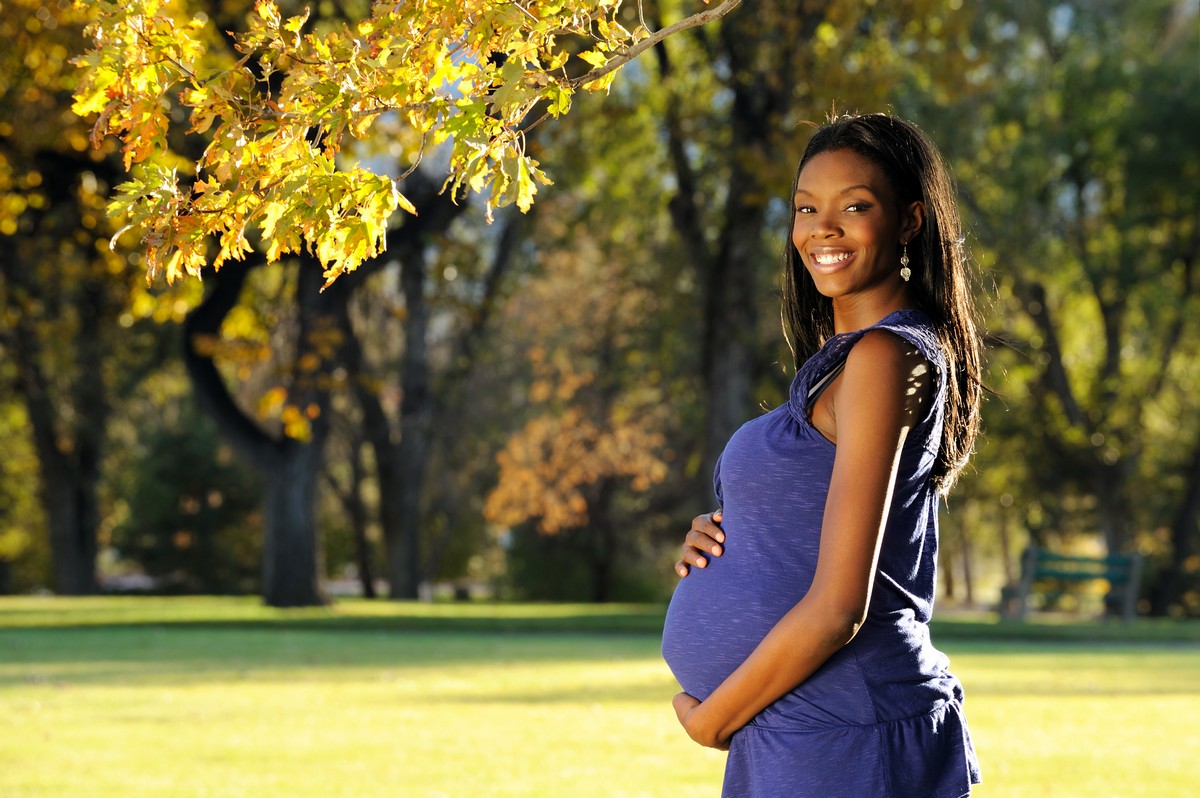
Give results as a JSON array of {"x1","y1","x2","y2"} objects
[
  {"x1": 348, "y1": 443, "x2": 378, "y2": 599},
  {"x1": 1149, "y1": 434, "x2": 1200, "y2": 616},
  {"x1": 422, "y1": 211, "x2": 525, "y2": 585},
  {"x1": 960, "y1": 528, "x2": 976, "y2": 607},
  {"x1": 587, "y1": 478, "x2": 619, "y2": 603},
  {"x1": 4, "y1": 275, "x2": 104, "y2": 595},
  {"x1": 704, "y1": 166, "x2": 767, "y2": 467},
  {"x1": 320, "y1": 434, "x2": 378, "y2": 598},
  {"x1": 42, "y1": 456, "x2": 100, "y2": 595},
  {"x1": 388, "y1": 250, "x2": 432, "y2": 599},
  {"x1": 0, "y1": 145, "x2": 129, "y2": 596},
  {"x1": 340, "y1": 307, "x2": 412, "y2": 599},
  {"x1": 336, "y1": 171, "x2": 463, "y2": 601},
  {"x1": 333, "y1": 294, "x2": 389, "y2": 601},
  {"x1": 185, "y1": 258, "x2": 349, "y2": 607},
  {"x1": 941, "y1": 535, "x2": 957, "y2": 602},
  {"x1": 998, "y1": 505, "x2": 1015, "y2": 586},
  {"x1": 261, "y1": 439, "x2": 325, "y2": 606},
  {"x1": 1094, "y1": 460, "x2": 1137, "y2": 554}
]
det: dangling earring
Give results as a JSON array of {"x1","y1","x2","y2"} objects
[{"x1": 899, "y1": 244, "x2": 911, "y2": 282}]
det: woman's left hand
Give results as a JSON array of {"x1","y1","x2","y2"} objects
[{"x1": 672, "y1": 692, "x2": 730, "y2": 751}]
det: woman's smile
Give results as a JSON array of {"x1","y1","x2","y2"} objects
[{"x1": 808, "y1": 248, "x2": 856, "y2": 273}]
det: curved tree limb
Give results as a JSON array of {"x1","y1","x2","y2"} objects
[{"x1": 567, "y1": 0, "x2": 744, "y2": 88}]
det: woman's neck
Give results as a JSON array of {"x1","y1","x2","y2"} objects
[{"x1": 830, "y1": 289, "x2": 915, "y2": 334}]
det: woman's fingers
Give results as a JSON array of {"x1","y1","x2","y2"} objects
[
  {"x1": 676, "y1": 510, "x2": 726, "y2": 578},
  {"x1": 692, "y1": 511, "x2": 725, "y2": 551},
  {"x1": 685, "y1": 528, "x2": 722, "y2": 559},
  {"x1": 699, "y1": 510, "x2": 725, "y2": 543}
]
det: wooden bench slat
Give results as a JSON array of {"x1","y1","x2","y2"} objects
[{"x1": 1033, "y1": 569, "x2": 1130, "y2": 582}]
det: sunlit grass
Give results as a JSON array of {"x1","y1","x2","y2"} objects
[
  {"x1": 950, "y1": 641, "x2": 1197, "y2": 797},
  {"x1": 1, "y1": 597, "x2": 1196, "y2": 797}
]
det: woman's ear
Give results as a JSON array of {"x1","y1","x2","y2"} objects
[{"x1": 901, "y1": 200, "x2": 925, "y2": 244}]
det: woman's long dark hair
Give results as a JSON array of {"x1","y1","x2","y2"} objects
[{"x1": 781, "y1": 113, "x2": 983, "y2": 495}]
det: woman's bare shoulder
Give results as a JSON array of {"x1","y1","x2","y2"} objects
[
  {"x1": 841, "y1": 329, "x2": 933, "y2": 419},
  {"x1": 846, "y1": 328, "x2": 927, "y2": 372}
]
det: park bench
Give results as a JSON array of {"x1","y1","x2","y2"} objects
[{"x1": 1006, "y1": 544, "x2": 1144, "y2": 622}]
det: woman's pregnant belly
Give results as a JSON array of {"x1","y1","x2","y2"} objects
[
  {"x1": 663, "y1": 554, "x2": 880, "y2": 728},
  {"x1": 661, "y1": 524, "x2": 815, "y2": 701},
  {"x1": 660, "y1": 517, "x2": 879, "y2": 729},
  {"x1": 664, "y1": 560, "x2": 953, "y2": 731}
]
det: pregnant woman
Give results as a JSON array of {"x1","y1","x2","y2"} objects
[{"x1": 661, "y1": 113, "x2": 984, "y2": 797}]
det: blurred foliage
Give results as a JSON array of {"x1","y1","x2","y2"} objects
[
  {"x1": 0, "y1": 0, "x2": 1195, "y2": 614},
  {"x1": 109, "y1": 397, "x2": 262, "y2": 593},
  {"x1": 482, "y1": 223, "x2": 673, "y2": 535},
  {"x1": 0, "y1": 398, "x2": 50, "y2": 592},
  {"x1": 915, "y1": 0, "x2": 1200, "y2": 613},
  {"x1": 498, "y1": 523, "x2": 669, "y2": 603}
]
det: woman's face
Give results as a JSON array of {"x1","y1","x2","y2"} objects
[{"x1": 791, "y1": 148, "x2": 923, "y2": 301}]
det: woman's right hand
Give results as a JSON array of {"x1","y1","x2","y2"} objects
[{"x1": 674, "y1": 510, "x2": 725, "y2": 578}]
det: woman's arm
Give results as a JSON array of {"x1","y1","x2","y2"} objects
[{"x1": 675, "y1": 330, "x2": 932, "y2": 748}]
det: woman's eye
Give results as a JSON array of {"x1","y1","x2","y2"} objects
[{"x1": 795, "y1": 202, "x2": 872, "y2": 214}]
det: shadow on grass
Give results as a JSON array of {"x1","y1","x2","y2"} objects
[
  {"x1": 0, "y1": 623, "x2": 670, "y2": 688},
  {"x1": 4, "y1": 621, "x2": 1199, "y2": 698},
  {"x1": 14, "y1": 622, "x2": 1193, "y2": 701},
  {"x1": 0, "y1": 597, "x2": 669, "y2": 635},
  {"x1": 6, "y1": 596, "x2": 1200, "y2": 632}
]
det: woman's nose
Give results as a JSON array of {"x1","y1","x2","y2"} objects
[{"x1": 810, "y1": 210, "x2": 841, "y2": 238}]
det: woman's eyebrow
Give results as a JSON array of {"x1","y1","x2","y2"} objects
[{"x1": 793, "y1": 184, "x2": 880, "y2": 198}]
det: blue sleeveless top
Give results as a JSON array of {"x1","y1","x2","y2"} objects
[{"x1": 661, "y1": 309, "x2": 981, "y2": 797}]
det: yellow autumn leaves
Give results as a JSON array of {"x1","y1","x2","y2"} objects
[{"x1": 70, "y1": 0, "x2": 669, "y2": 284}]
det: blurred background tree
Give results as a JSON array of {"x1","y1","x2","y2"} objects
[
  {"x1": 0, "y1": 0, "x2": 187, "y2": 595},
  {"x1": 1, "y1": 0, "x2": 1196, "y2": 616},
  {"x1": 920, "y1": 0, "x2": 1200, "y2": 614}
]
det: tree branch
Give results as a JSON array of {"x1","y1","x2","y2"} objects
[
  {"x1": 1148, "y1": 226, "x2": 1198, "y2": 399},
  {"x1": 567, "y1": 0, "x2": 744, "y2": 88},
  {"x1": 1019, "y1": 279, "x2": 1089, "y2": 429},
  {"x1": 652, "y1": 19, "x2": 712, "y2": 274},
  {"x1": 183, "y1": 260, "x2": 280, "y2": 471}
]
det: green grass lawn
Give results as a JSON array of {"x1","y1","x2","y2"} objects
[{"x1": 1, "y1": 597, "x2": 1196, "y2": 797}]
